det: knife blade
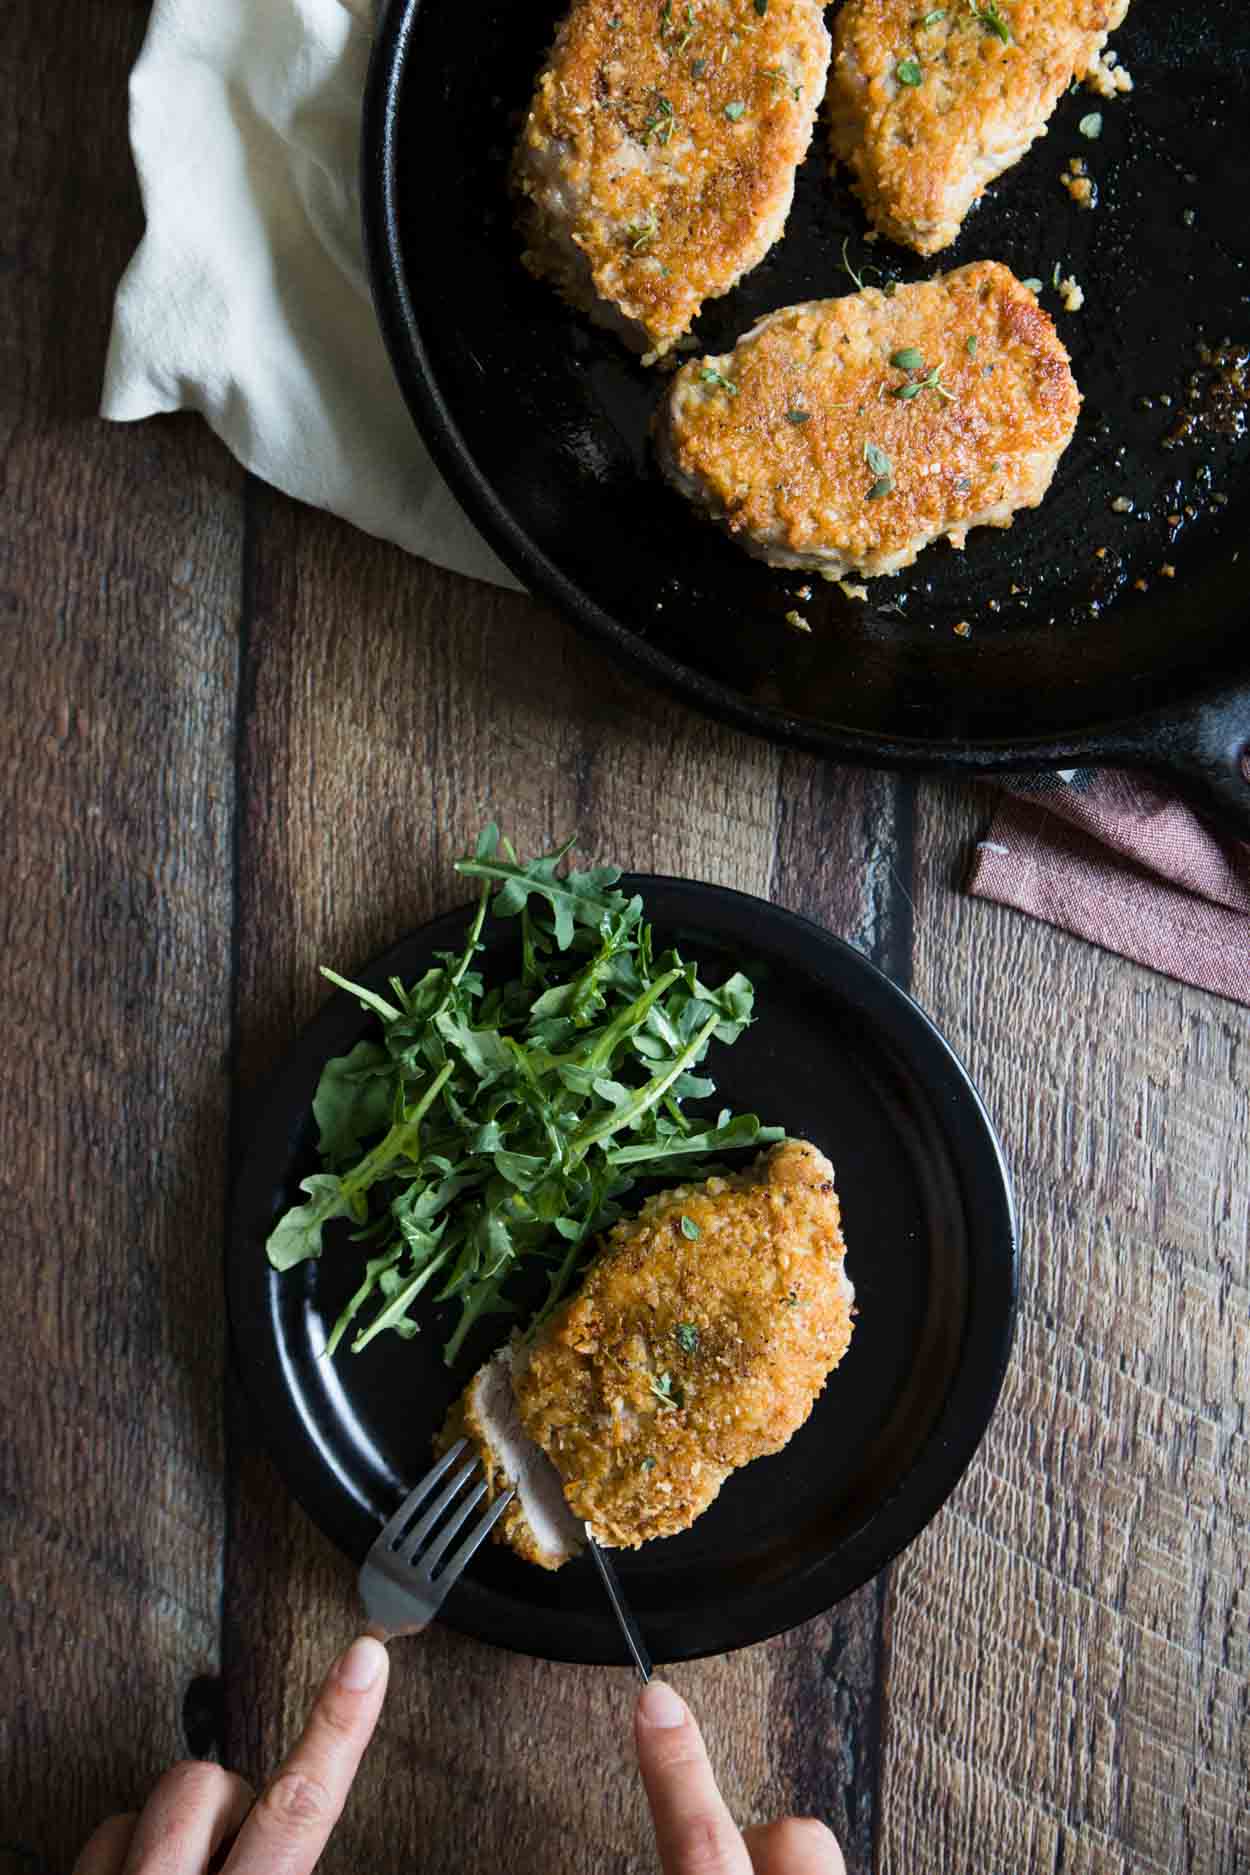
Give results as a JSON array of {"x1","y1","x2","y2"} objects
[{"x1": 584, "y1": 1524, "x2": 652, "y2": 1683}]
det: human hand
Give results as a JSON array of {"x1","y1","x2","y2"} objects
[
  {"x1": 635, "y1": 1680, "x2": 846, "y2": 1875},
  {"x1": 72, "y1": 1635, "x2": 389, "y2": 1875}
]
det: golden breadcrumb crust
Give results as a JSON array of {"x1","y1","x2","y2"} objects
[
  {"x1": 513, "y1": 0, "x2": 829, "y2": 354},
  {"x1": 514, "y1": 1139, "x2": 854, "y2": 1550},
  {"x1": 661, "y1": 261, "x2": 1080, "y2": 574},
  {"x1": 828, "y1": 0, "x2": 1131, "y2": 254}
]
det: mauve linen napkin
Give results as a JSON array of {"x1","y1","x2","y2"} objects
[
  {"x1": 968, "y1": 771, "x2": 1250, "y2": 1004},
  {"x1": 101, "y1": 0, "x2": 1250, "y2": 1000}
]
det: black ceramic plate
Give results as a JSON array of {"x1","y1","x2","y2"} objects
[
  {"x1": 229, "y1": 878, "x2": 1016, "y2": 1664},
  {"x1": 363, "y1": 0, "x2": 1250, "y2": 832}
]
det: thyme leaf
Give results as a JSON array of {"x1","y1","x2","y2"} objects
[
  {"x1": 650, "y1": 1370, "x2": 685, "y2": 1409},
  {"x1": 891, "y1": 362, "x2": 956, "y2": 402},
  {"x1": 968, "y1": 0, "x2": 1012, "y2": 43},
  {"x1": 642, "y1": 94, "x2": 676, "y2": 143}
]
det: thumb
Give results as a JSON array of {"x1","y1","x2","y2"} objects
[
  {"x1": 743, "y1": 1819, "x2": 847, "y2": 1875},
  {"x1": 634, "y1": 1681, "x2": 754, "y2": 1875}
]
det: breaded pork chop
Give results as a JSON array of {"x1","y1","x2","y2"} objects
[
  {"x1": 440, "y1": 1139, "x2": 854, "y2": 1563},
  {"x1": 657, "y1": 261, "x2": 1080, "y2": 578},
  {"x1": 517, "y1": 1139, "x2": 854, "y2": 1551},
  {"x1": 512, "y1": 0, "x2": 830, "y2": 360},
  {"x1": 828, "y1": 0, "x2": 1131, "y2": 255}
]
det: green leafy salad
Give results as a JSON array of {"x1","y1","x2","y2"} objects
[{"x1": 267, "y1": 826, "x2": 783, "y2": 1365}]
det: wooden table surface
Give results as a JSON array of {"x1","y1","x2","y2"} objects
[{"x1": 5, "y1": 5, "x2": 1250, "y2": 1873}]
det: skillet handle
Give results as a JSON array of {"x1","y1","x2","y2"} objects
[{"x1": 1124, "y1": 686, "x2": 1250, "y2": 843}]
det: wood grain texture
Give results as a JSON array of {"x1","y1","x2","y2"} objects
[
  {"x1": 0, "y1": 3, "x2": 243, "y2": 1865},
  {"x1": 222, "y1": 496, "x2": 908, "y2": 1875},
  {"x1": 876, "y1": 780, "x2": 1250, "y2": 1875},
  {"x1": 9, "y1": 10, "x2": 1249, "y2": 1860}
]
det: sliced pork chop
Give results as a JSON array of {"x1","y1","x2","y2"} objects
[
  {"x1": 656, "y1": 260, "x2": 1080, "y2": 578},
  {"x1": 512, "y1": 0, "x2": 830, "y2": 360},
  {"x1": 828, "y1": 0, "x2": 1131, "y2": 256},
  {"x1": 440, "y1": 1339, "x2": 585, "y2": 1571},
  {"x1": 440, "y1": 1140, "x2": 854, "y2": 1566}
]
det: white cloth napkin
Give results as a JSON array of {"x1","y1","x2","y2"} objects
[{"x1": 101, "y1": 0, "x2": 519, "y2": 589}]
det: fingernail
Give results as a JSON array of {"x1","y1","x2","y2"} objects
[
  {"x1": 638, "y1": 1679, "x2": 686, "y2": 1727},
  {"x1": 335, "y1": 1636, "x2": 387, "y2": 1692}
]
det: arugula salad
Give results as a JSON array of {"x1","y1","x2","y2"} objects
[{"x1": 266, "y1": 826, "x2": 782, "y2": 1365}]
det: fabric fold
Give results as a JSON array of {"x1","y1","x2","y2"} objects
[
  {"x1": 101, "y1": 0, "x2": 519, "y2": 588},
  {"x1": 968, "y1": 773, "x2": 1250, "y2": 1005}
]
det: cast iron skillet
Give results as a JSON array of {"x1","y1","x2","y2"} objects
[
  {"x1": 363, "y1": 0, "x2": 1250, "y2": 836},
  {"x1": 229, "y1": 879, "x2": 1017, "y2": 1664}
]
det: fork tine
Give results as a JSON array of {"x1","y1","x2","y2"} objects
[
  {"x1": 395, "y1": 1456, "x2": 480, "y2": 1564},
  {"x1": 376, "y1": 1438, "x2": 469, "y2": 1551},
  {"x1": 432, "y1": 1487, "x2": 516, "y2": 1585},
  {"x1": 417, "y1": 1477, "x2": 490, "y2": 1578},
  {"x1": 359, "y1": 1463, "x2": 518, "y2": 1638}
]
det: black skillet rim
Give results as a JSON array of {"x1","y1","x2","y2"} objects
[
  {"x1": 227, "y1": 875, "x2": 1019, "y2": 1664},
  {"x1": 361, "y1": 0, "x2": 1250, "y2": 804}
]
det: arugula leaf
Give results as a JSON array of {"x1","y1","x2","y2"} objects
[
  {"x1": 313, "y1": 1040, "x2": 392, "y2": 1168},
  {"x1": 352, "y1": 1244, "x2": 455, "y2": 1352},
  {"x1": 456, "y1": 837, "x2": 627, "y2": 950},
  {"x1": 266, "y1": 1173, "x2": 357, "y2": 1271},
  {"x1": 319, "y1": 969, "x2": 402, "y2": 1025},
  {"x1": 268, "y1": 827, "x2": 785, "y2": 1365},
  {"x1": 397, "y1": 1166, "x2": 482, "y2": 1226},
  {"x1": 567, "y1": 1014, "x2": 719, "y2": 1159},
  {"x1": 607, "y1": 1113, "x2": 783, "y2": 1166},
  {"x1": 493, "y1": 1149, "x2": 548, "y2": 1190},
  {"x1": 691, "y1": 970, "x2": 756, "y2": 1041},
  {"x1": 325, "y1": 1243, "x2": 404, "y2": 1356},
  {"x1": 337, "y1": 1061, "x2": 454, "y2": 1201},
  {"x1": 443, "y1": 1272, "x2": 515, "y2": 1365},
  {"x1": 434, "y1": 1011, "x2": 513, "y2": 1084}
]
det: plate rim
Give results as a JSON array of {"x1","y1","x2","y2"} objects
[{"x1": 228, "y1": 873, "x2": 1019, "y2": 1664}]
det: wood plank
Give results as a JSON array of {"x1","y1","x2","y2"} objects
[
  {"x1": 877, "y1": 779, "x2": 1250, "y2": 1875},
  {"x1": 223, "y1": 497, "x2": 909, "y2": 1874},
  {"x1": 0, "y1": 5, "x2": 244, "y2": 1865}
]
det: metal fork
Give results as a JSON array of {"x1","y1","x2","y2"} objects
[{"x1": 358, "y1": 1438, "x2": 515, "y2": 1639}]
